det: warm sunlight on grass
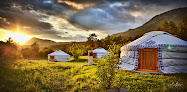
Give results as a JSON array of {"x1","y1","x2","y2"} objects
[
  {"x1": 0, "y1": 29, "x2": 31, "y2": 44},
  {"x1": 0, "y1": 58, "x2": 186, "y2": 91}
]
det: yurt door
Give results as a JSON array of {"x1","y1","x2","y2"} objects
[
  {"x1": 93, "y1": 53, "x2": 97, "y2": 58},
  {"x1": 50, "y1": 56, "x2": 55, "y2": 61},
  {"x1": 138, "y1": 48, "x2": 158, "y2": 72}
]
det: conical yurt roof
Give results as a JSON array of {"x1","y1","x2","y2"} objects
[
  {"x1": 93, "y1": 47, "x2": 109, "y2": 53},
  {"x1": 122, "y1": 31, "x2": 187, "y2": 49},
  {"x1": 48, "y1": 50, "x2": 70, "y2": 56}
]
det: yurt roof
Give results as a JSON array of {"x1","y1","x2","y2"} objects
[
  {"x1": 93, "y1": 47, "x2": 109, "y2": 53},
  {"x1": 123, "y1": 31, "x2": 187, "y2": 48},
  {"x1": 48, "y1": 50, "x2": 70, "y2": 56}
]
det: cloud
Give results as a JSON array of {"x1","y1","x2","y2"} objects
[
  {"x1": 60, "y1": 34, "x2": 88, "y2": 41},
  {"x1": 57, "y1": 0, "x2": 187, "y2": 34},
  {"x1": 59, "y1": 1, "x2": 96, "y2": 10},
  {"x1": 71, "y1": 5, "x2": 135, "y2": 32},
  {"x1": 38, "y1": 33, "x2": 64, "y2": 40},
  {"x1": 0, "y1": 7, "x2": 53, "y2": 30}
]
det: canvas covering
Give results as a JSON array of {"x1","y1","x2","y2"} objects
[
  {"x1": 120, "y1": 31, "x2": 187, "y2": 74},
  {"x1": 93, "y1": 47, "x2": 109, "y2": 59},
  {"x1": 48, "y1": 50, "x2": 70, "y2": 62}
]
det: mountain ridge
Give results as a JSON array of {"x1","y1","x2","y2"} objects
[
  {"x1": 112, "y1": 7, "x2": 187, "y2": 38},
  {"x1": 24, "y1": 37, "x2": 56, "y2": 45}
]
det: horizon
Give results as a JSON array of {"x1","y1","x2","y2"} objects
[{"x1": 0, "y1": 0, "x2": 187, "y2": 44}]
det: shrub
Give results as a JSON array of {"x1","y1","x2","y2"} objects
[
  {"x1": 96, "y1": 43, "x2": 119, "y2": 90},
  {"x1": 69, "y1": 43, "x2": 86, "y2": 59}
]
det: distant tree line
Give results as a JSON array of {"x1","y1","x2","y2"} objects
[
  {"x1": 21, "y1": 42, "x2": 54, "y2": 59},
  {"x1": 84, "y1": 33, "x2": 143, "y2": 56},
  {"x1": 0, "y1": 32, "x2": 143, "y2": 60},
  {"x1": 154, "y1": 15, "x2": 187, "y2": 41},
  {"x1": 19, "y1": 32, "x2": 143, "y2": 60}
]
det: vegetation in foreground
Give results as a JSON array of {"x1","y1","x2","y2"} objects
[{"x1": 0, "y1": 56, "x2": 186, "y2": 92}]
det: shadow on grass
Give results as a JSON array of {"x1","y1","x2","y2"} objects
[
  {"x1": 21, "y1": 56, "x2": 51, "y2": 60},
  {"x1": 0, "y1": 60, "x2": 23, "y2": 92},
  {"x1": 50, "y1": 66, "x2": 72, "y2": 70},
  {"x1": 164, "y1": 73, "x2": 187, "y2": 79},
  {"x1": 70, "y1": 59, "x2": 88, "y2": 62}
]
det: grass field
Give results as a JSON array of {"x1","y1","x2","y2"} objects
[{"x1": 0, "y1": 56, "x2": 186, "y2": 92}]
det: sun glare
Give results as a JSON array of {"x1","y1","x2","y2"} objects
[
  {"x1": 8, "y1": 32, "x2": 31, "y2": 44},
  {"x1": 0, "y1": 29, "x2": 31, "y2": 45}
]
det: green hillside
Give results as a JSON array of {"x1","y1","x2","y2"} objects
[{"x1": 112, "y1": 7, "x2": 187, "y2": 39}]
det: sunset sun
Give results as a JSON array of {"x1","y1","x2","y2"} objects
[
  {"x1": 8, "y1": 32, "x2": 31, "y2": 44},
  {"x1": 0, "y1": 29, "x2": 31, "y2": 44}
]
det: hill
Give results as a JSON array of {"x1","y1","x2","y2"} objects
[
  {"x1": 112, "y1": 7, "x2": 187, "y2": 38},
  {"x1": 22, "y1": 37, "x2": 58, "y2": 49},
  {"x1": 22, "y1": 37, "x2": 86, "y2": 50},
  {"x1": 24, "y1": 37, "x2": 56, "y2": 45}
]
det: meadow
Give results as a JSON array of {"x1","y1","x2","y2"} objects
[{"x1": 0, "y1": 56, "x2": 186, "y2": 92}]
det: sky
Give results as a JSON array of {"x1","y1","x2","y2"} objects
[{"x1": 0, "y1": 0, "x2": 187, "y2": 43}]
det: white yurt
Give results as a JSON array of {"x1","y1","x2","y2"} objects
[
  {"x1": 120, "y1": 31, "x2": 187, "y2": 74},
  {"x1": 93, "y1": 47, "x2": 109, "y2": 59},
  {"x1": 48, "y1": 50, "x2": 70, "y2": 62}
]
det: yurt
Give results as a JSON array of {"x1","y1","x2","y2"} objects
[
  {"x1": 119, "y1": 31, "x2": 187, "y2": 74},
  {"x1": 48, "y1": 50, "x2": 70, "y2": 62},
  {"x1": 93, "y1": 47, "x2": 109, "y2": 59}
]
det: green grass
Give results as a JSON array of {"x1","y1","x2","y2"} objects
[
  {"x1": 70, "y1": 56, "x2": 88, "y2": 63},
  {"x1": 0, "y1": 57, "x2": 186, "y2": 92}
]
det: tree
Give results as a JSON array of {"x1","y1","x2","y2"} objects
[
  {"x1": 0, "y1": 37, "x2": 21, "y2": 60},
  {"x1": 94, "y1": 40, "x2": 103, "y2": 49},
  {"x1": 85, "y1": 33, "x2": 98, "y2": 50},
  {"x1": 102, "y1": 35, "x2": 113, "y2": 49},
  {"x1": 86, "y1": 39, "x2": 95, "y2": 49},
  {"x1": 161, "y1": 20, "x2": 170, "y2": 32},
  {"x1": 88, "y1": 33, "x2": 97, "y2": 41},
  {"x1": 39, "y1": 47, "x2": 54, "y2": 58},
  {"x1": 31, "y1": 42, "x2": 39, "y2": 58},
  {"x1": 96, "y1": 43, "x2": 119, "y2": 90},
  {"x1": 116, "y1": 44, "x2": 122, "y2": 57},
  {"x1": 168, "y1": 21, "x2": 178, "y2": 35},
  {"x1": 69, "y1": 43, "x2": 86, "y2": 59},
  {"x1": 155, "y1": 20, "x2": 170, "y2": 32},
  {"x1": 86, "y1": 45, "x2": 93, "y2": 51},
  {"x1": 121, "y1": 35, "x2": 132, "y2": 45},
  {"x1": 155, "y1": 20, "x2": 178, "y2": 35},
  {"x1": 178, "y1": 15, "x2": 187, "y2": 41},
  {"x1": 154, "y1": 17, "x2": 187, "y2": 41},
  {"x1": 21, "y1": 48, "x2": 31, "y2": 59},
  {"x1": 112, "y1": 35, "x2": 122, "y2": 45},
  {"x1": 155, "y1": 26, "x2": 162, "y2": 31}
]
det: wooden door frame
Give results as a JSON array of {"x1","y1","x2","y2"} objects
[
  {"x1": 50, "y1": 56, "x2": 55, "y2": 61},
  {"x1": 93, "y1": 53, "x2": 97, "y2": 58},
  {"x1": 137, "y1": 48, "x2": 158, "y2": 72}
]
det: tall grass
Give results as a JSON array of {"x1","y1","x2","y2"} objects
[{"x1": 0, "y1": 57, "x2": 186, "y2": 91}]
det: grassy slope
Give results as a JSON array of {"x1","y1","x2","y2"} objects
[
  {"x1": 0, "y1": 57, "x2": 186, "y2": 92},
  {"x1": 112, "y1": 7, "x2": 187, "y2": 38}
]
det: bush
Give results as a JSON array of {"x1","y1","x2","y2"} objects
[
  {"x1": 69, "y1": 43, "x2": 86, "y2": 59},
  {"x1": 0, "y1": 37, "x2": 22, "y2": 61},
  {"x1": 96, "y1": 43, "x2": 119, "y2": 90}
]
